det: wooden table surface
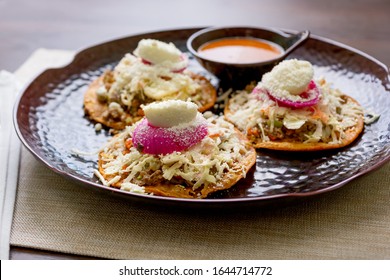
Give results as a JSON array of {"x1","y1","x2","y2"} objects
[{"x1": 1, "y1": 0, "x2": 389, "y2": 260}]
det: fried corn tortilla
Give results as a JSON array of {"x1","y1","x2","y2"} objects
[
  {"x1": 96, "y1": 116, "x2": 256, "y2": 198},
  {"x1": 84, "y1": 71, "x2": 216, "y2": 130},
  {"x1": 224, "y1": 80, "x2": 364, "y2": 151}
]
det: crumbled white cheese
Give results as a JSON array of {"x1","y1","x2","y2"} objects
[
  {"x1": 262, "y1": 59, "x2": 314, "y2": 96},
  {"x1": 94, "y1": 123, "x2": 103, "y2": 131},
  {"x1": 142, "y1": 100, "x2": 198, "y2": 127},
  {"x1": 134, "y1": 39, "x2": 182, "y2": 65}
]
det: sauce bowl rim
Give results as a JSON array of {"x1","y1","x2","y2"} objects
[{"x1": 186, "y1": 26, "x2": 310, "y2": 67}]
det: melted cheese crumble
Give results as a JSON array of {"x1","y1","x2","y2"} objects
[{"x1": 96, "y1": 114, "x2": 252, "y2": 195}]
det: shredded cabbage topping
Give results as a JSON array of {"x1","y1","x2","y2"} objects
[
  {"x1": 107, "y1": 54, "x2": 200, "y2": 101},
  {"x1": 227, "y1": 79, "x2": 364, "y2": 144},
  {"x1": 95, "y1": 114, "x2": 251, "y2": 195}
]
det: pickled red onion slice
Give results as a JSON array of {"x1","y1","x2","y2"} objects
[
  {"x1": 259, "y1": 80, "x2": 320, "y2": 108},
  {"x1": 141, "y1": 58, "x2": 152, "y2": 65},
  {"x1": 132, "y1": 117, "x2": 208, "y2": 155},
  {"x1": 171, "y1": 54, "x2": 189, "y2": 73}
]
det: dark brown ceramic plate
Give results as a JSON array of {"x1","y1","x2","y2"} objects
[{"x1": 14, "y1": 27, "x2": 390, "y2": 208}]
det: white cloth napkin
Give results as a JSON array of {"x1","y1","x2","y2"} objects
[
  {"x1": 0, "y1": 48, "x2": 74, "y2": 259},
  {"x1": 0, "y1": 71, "x2": 21, "y2": 260}
]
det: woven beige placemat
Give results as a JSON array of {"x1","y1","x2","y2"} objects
[{"x1": 10, "y1": 146, "x2": 390, "y2": 259}]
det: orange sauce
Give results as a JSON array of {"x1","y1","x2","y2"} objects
[{"x1": 198, "y1": 37, "x2": 283, "y2": 64}]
